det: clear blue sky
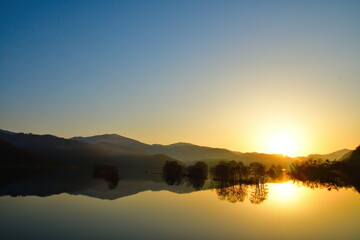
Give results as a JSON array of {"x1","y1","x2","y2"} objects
[{"x1": 1, "y1": 1, "x2": 359, "y2": 155}]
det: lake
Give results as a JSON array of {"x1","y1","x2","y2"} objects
[{"x1": 0, "y1": 167, "x2": 359, "y2": 240}]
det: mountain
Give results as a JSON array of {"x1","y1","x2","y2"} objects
[
  {"x1": 0, "y1": 129, "x2": 15, "y2": 135},
  {"x1": 71, "y1": 134, "x2": 149, "y2": 151},
  {"x1": 149, "y1": 143, "x2": 239, "y2": 162},
  {"x1": 70, "y1": 133, "x2": 294, "y2": 166},
  {"x1": 0, "y1": 138, "x2": 57, "y2": 166},
  {"x1": 339, "y1": 151, "x2": 352, "y2": 161},
  {"x1": 3, "y1": 129, "x2": 353, "y2": 168},
  {"x1": 71, "y1": 134, "x2": 238, "y2": 162},
  {"x1": 0, "y1": 130, "x2": 175, "y2": 169},
  {"x1": 307, "y1": 149, "x2": 352, "y2": 161},
  {"x1": 344, "y1": 146, "x2": 360, "y2": 167}
]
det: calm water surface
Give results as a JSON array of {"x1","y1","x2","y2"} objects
[{"x1": 0, "y1": 177, "x2": 359, "y2": 240}]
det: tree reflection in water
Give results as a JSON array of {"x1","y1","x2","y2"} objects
[
  {"x1": 1, "y1": 146, "x2": 358, "y2": 202},
  {"x1": 162, "y1": 146, "x2": 360, "y2": 204},
  {"x1": 185, "y1": 161, "x2": 208, "y2": 190},
  {"x1": 162, "y1": 161, "x2": 184, "y2": 186},
  {"x1": 162, "y1": 161, "x2": 208, "y2": 190},
  {"x1": 249, "y1": 183, "x2": 268, "y2": 204},
  {"x1": 93, "y1": 164, "x2": 120, "y2": 189},
  {"x1": 290, "y1": 146, "x2": 360, "y2": 193},
  {"x1": 209, "y1": 161, "x2": 272, "y2": 204},
  {"x1": 162, "y1": 160, "x2": 277, "y2": 204},
  {"x1": 215, "y1": 184, "x2": 248, "y2": 203}
]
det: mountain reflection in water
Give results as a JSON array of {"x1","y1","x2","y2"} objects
[{"x1": 0, "y1": 157, "x2": 359, "y2": 205}]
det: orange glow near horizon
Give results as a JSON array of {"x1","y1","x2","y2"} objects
[
  {"x1": 254, "y1": 124, "x2": 307, "y2": 157},
  {"x1": 269, "y1": 181, "x2": 303, "y2": 205},
  {"x1": 267, "y1": 133, "x2": 299, "y2": 157}
]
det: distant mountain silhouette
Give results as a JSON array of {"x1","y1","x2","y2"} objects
[
  {"x1": 0, "y1": 130, "x2": 175, "y2": 169},
  {"x1": 150, "y1": 143, "x2": 239, "y2": 163},
  {"x1": 71, "y1": 134, "x2": 149, "y2": 152},
  {"x1": 344, "y1": 146, "x2": 360, "y2": 167},
  {"x1": 338, "y1": 151, "x2": 353, "y2": 161},
  {"x1": 1, "y1": 128, "x2": 359, "y2": 201},
  {"x1": 0, "y1": 129, "x2": 16, "y2": 135},
  {"x1": 71, "y1": 133, "x2": 295, "y2": 166},
  {"x1": 0, "y1": 129, "x2": 355, "y2": 168},
  {"x1": 307, "y1": 149, "x2": 352, "y2": 161},
  {"x1": 71, "y1": 134, "x2": 238, "y2": 162},
  {"x1": 0, "y1": 138, "x2": 57, "y2": 166}
]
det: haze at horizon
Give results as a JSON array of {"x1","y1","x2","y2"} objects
[{"x1": 1, "y1": 1, "x2": 359, "y2": 156}]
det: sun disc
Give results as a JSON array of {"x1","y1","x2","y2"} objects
[{"x1": 267, "y1": 132, "x2": 298, "y2": 156}]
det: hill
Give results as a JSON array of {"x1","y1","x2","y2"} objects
[
  {"x1": 307, "y1": 149, "x2": 352, "y2": 161},
  {"x1": 0, "y1": 139, "x2": 57, "y2": 166},
  {"x1": 2, "y1": 129, "x2": 354, "y2": 168},
  {"x1": 70, "y1": 133, "x2": 294, "y2": 167},
  {"x1": 0, "y1": 131, "x2": 175, "y2": 169},
  {"x1": 345, "y1": 146, "x2": 360, "y2": 167}
]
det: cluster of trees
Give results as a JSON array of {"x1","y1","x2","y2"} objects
[
  {"x1": 290, "y1": 147, "x2": 360, "y2": 193},
  {"x1": 163, "y1": 147, "x2": 360, "y2": 203},
  {"x1": 162, "y1": 161, "x2": 208, "y2": 190},
  {"x1": 163, "y1": 160, "x2": 283, "y2": 204},
  {"x1": 210, "y1": 160, "x2": 283, "y2": 184},
  {"x1": 92, "y1": 165, "x2": 120, "y2": 189},
  {"x1": 209, "y1": 161, "x2": 282, "y2": 204}
]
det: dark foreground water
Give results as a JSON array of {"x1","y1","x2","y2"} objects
[{"x1": 0, "y1": 168, "x2": 359, "y2": 240}]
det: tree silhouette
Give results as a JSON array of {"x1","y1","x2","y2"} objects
[
  {"x1": 267, "y1": 164, "x2": 283, "y2": 180},
  {"x1": 289, "y1": 146, "x2": 360, "y2": 193},
  {"x1": 249, "y1": 162, "x2": 266, "y2": 183},
  {"x1": 92, "y1": 164, "x2": 120, "y2": 189},
  {"x1": 162, "y1": 161, "x2": 184, "y2": 185},
  {"x1": 162, "y1": 161, "x2": 209, "y2": 190},
  {"x1": 210, "y1": 160, "x2": 269, "y2": 204},
  {"x1": 185, "y1": 161, "x2": 208, "y2": 190}
]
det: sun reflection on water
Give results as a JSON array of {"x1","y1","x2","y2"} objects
[{"x1": 269, "y1": 181, "x2": 302, "y2": 204}]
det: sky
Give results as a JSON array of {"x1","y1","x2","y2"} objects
[{"x1": 1, "y1": 0, "x2": 359, "y2": 156}]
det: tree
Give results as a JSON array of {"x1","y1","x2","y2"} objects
[{"x1": 162, "y1": 161, "x2": 184, "y2": 185}]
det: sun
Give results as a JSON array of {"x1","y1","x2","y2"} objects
[
  {"x1": 254, "y1": 123, "x2": 307, "y2": 157},
  {"x1": 267, "y1": 132, "x2": 298, "y2": 157}
]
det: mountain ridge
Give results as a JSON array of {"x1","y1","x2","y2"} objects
[
  {"x1": 70, "y1": 132, "x2": 353, "y2": 162},
  {"x1": 0, "y1": 129, "x2": 354, "y2": 167},
  {"x1": 307, "y1": 149, "x2": 352, "y2": 161}
]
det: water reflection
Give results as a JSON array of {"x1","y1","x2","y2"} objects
[
  {"x1": 215, "y1": 184, "x2": 248, "y2": 203},
  {"x1": 207, "y1": 161, "x2": 270, "y2": 204},
  {"x1": 162, "y1": 161, "x2": 208, "y2": 190},
  {"x1": 289, "y1": 157, "x2": 360, "y2": 193},
  {"x1": 92, "y1": 165, "x2": 120, "y2": 189},
  {"x1": 185, "y1": 161, "x2": 208, "y2": 190},
  {"x1": 269, "y1": 181, "x2": 302, "y2": 205},
  {"x1": 1, "y1": 156, "x2": 359, "y2": 240},
  {"x1": 0, "y1": 158, "x2": 359, "y2": 205},
  {"x1": 162, "y1": 158, "x2": 360, "y2": 204}
]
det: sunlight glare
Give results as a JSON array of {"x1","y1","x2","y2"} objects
[
  {"x1": 270, "y1": 181, "x2": 300, "y2": 204},
  {"x1": 268, "y1": 133, "x2": 298, "y2": 156}
]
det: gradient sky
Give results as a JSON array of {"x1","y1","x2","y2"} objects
[{"x1": 1, "y1": 0, "x2": 359, "y2": 156}]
